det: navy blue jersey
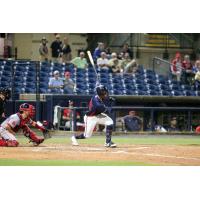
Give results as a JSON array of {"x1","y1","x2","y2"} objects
[{"x1": 86, "y1": 95, "x2": 107, "y2": 116}]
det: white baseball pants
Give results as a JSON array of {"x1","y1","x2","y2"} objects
[{"x1": 83, "y1": 114, "x2": 113, "y2": 138}]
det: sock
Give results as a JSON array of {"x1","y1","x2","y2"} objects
[
  {"x1": 106, "y1": 125, "x2": 113, "y2": 143},
  {"x1": 75, "y1": 133, "x2": 86, "y2": 139}
]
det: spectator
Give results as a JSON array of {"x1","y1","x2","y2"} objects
[
  {"x1": 167, "y1": 117, "x2": 179, "y2": 132},
  {"x1": 63, "y1": 72, "x2": 75, "y2": 94},
  {"x1": 194, "y1": 60, "x2": 200, "y2": 90},
  {"x1": 121, "y1": 43, "x2": 133, "y2": 59},
  {"x1": 93, "y1": 42, "x2": 104, "y2": 61},
  {"x1": 62, "y1": 103, "x2": 84, "y2": 130},
  {"x1": 71, "y1": 51, "x2": 88, "y2": 69},
  {"x1": 121, "y1": 52, "x2": 131, "y2": 71},
  {"x1": 39, "y1": 37, "x2": 48, "y2": 62},
  {"x1": 48, "y1": 70, "x2": 63, "y2": 93},
  {"x1": 97, "y1": 52, "x2": 109, "y2": 69},
  {"x1": 182, "y1": 54, "x2": 193, "y2": 84},
  {"x1": 124, "y1": 59, "x2": 138, "y2": 74},
  {"x1": 122, "y1": 111, "x2": 143, "y2": 131},
  {"x1": 50, "y1": 34, "x2": 62, "y2": 62},
  {"x1": 171, "y1": 52, "x2": 182, "y2": 83},
  {"x1": 61, "y1": 37, "x2": 72, "y2": 63},
  {"x1": 108, "y1": 52, "x2": 122, "y2": 73}
]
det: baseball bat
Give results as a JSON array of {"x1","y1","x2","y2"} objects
[{"x1": 87, "y1": 51, "x2": 100, "y2": 84}]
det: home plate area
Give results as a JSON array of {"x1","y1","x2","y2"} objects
[{"x1": 28, "y1": 143, "x2": 200, "y2": 165}]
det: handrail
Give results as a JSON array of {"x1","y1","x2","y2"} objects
[{"x1": 153, "y1": 57, "x2": 172, "y2": 66}]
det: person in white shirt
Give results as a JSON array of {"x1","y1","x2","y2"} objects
[
  {"x1": 48, "y1": 70, "x2": 64, "y2": 93},
  {"x1": 97, "y1": 52, "x2": 109, "y2": 70}
]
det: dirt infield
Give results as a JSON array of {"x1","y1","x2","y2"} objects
[{"x1": 1, "y1": 143, "x2": 200, "y2": 165}]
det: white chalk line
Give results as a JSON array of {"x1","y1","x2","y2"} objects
[{"x1": 31, "y1": 146, "x2": 200, "y2": 162}]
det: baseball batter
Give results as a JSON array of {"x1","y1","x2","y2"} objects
[
  {"x1": 71, "y1": 85, "x2": 116, "y2": 148},
  {"x1": 0, "y1": 103, "x2": 49, "y2": 147}
]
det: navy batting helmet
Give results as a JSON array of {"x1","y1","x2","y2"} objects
[{"x1": 96, "y1": 85, "x2": 108, "y2": 96}]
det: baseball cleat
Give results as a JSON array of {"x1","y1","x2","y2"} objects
[
  {"x1": 71, "y1": 136, "x2": 79, "y2": 146},
  {"x1": 104, "y1": 141, "x2": 117, "y2": 148}
]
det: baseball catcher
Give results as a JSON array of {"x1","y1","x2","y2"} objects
[
  {"x1": 0, "y1": 103, "x2": 49, "y2": 147},
  {"x1": 71, "y1": 85, "x2": 117, "y2": 148}
]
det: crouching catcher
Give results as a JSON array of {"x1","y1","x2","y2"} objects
[{"x1": 0, "y1": 103, "x2": 49, "y2": 147}]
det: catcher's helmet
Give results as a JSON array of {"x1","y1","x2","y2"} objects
[
  {"x1": 96, "y1": 85, "x2": 108, "y2": 96},
  {"x1": 0, "y1": 88, "x2": 11, "y2": 100},
  {"x1": 19, "y1": 103, "x2": 35, "y2": 118}
]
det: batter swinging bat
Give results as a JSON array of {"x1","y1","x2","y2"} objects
[{"x1": 87, "y1": 50, "x2": 100, "y2": 84}]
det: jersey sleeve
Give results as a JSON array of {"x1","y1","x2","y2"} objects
[{"x1": 7, "y1": 115, "x2": 20, "y2": 128}]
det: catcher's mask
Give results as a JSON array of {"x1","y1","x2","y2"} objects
[{"x1": 19, "y1": 103, "x2": 35, "y2": 118}]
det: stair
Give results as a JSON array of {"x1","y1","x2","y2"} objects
[{"x1": 144, "y1": 34, "x2": 180, "y2": 48}]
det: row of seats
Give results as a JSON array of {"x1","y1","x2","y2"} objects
[{"x1": 0, "y1": 60, "x2": 198, "y2": 97}]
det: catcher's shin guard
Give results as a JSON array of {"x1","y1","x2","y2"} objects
[
  {"x1": 0, "y1": 139, "x2": 8, "y2": 146},
  {"x1": 7, "y1": 140, "x2": 19, "y2": 147},
  {"x1": 0, "y1": 139, "x2": 19, "y2": 147},
  {"x1": 106, "y1": 125, "x2": 113, "y2": 143},
  {"x1": 23, "y1": 125, "x2": 44, "y2": 145}
]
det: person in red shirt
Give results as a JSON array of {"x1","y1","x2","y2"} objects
[
  {"x1": 171, "y1": 52, "x2": 183, "y2": 83},
  {"x1": 182, "y1": 54, "x2": 194, "y2": 84},
  {"x1": 62, "y1": 101, "x2": 84, "y2": 131}
]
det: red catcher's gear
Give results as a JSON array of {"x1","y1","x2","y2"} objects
[
  {"x1": 19, "y1": 103, "x2": 35, "y2": 118},
  {"x1": 0, "y1": 139, "x2": 19, "y2": 147}
]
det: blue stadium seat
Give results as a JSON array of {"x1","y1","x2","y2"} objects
[
  {"x1": 137, "y1": 90, "x2": 148, "y2": 96},
  {"x1": 26, "y1": 82, "x2": 36, "y2": 88},
  {"x1": 14, "y1": 76, "x2": 24, "y2": 82},
  {"x1": 1, "y1": 76, "x2": 11, "y2": 82},
  {"x1": 161, "y1": 90, "x2": 171, "y2": 96},
  {"x1": 24, "y1": 88, "x2": 36, "y2": 93},
  {"x1": 172, "y1": 90, "x2": 184, "y2": 96},
  {"x1": 184, "y1": 90, "x2": 196, "y2": 96},
  {"x1": 0, "y1": 81, "x2": 10, "y2": 87},
  {"x1": 26, "y1": 76, "x2": 35, "y2": 82},
  {"x1": 40, "y1": 88, "x2": 47, "y2": 93}
]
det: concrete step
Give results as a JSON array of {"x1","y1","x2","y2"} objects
[
  {"x1": 144, "y1": 43, "x2": 180, "y2": 48},
  {"x1": 145, "y1": 39, "x2": 177, "y2": 44},
  {"x1": 144, "y1": 34, "x2": 169, "y2": 39}
]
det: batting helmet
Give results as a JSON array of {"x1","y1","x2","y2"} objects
[
  {"x1": 19, "y1": 103, "x2": 35, "y2": 118},
  {"x1": 96, "y1": 85, "x2": 108, "y2": 96},
  {"x1": 0, "y1": 88, "x2": 11, "y2": 101}
]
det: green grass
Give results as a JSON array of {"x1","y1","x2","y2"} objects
[
  {"x1": 17, "y1": 135, "x2": 200, "y2": 146},
  {"x1": 1, "y1": 135, "x2": 200, "y2": 166},
  {"x1": 0, "y1": 159, "x2": 156, "y2": 166}
]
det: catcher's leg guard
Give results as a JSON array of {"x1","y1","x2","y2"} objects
[
  {"x1": 7, "y1": 140, "x2": 19, "y2": 147},
  {"x1": 0, "y1": 139, "x2": 19, "y2": 147},
  {"x1": 0, "y1": 139, "x2": 8, "y2": 146},
  {"x1": 23, "y1": 125, "x2": 44, "y2": 145},
  {"x1": 106, "y1": 125, "x2": 113, "y2": 144}
]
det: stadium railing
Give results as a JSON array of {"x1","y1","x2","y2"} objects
[{"x1": 56, "y1": 106, "x2": 200, "y2": 132}]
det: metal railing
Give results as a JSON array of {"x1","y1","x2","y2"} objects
[
  {"x1": 152, "y1": 57, "x2": 172, "y2": 76},
  {"x1": 56, "y1": 106, "x2": 200, "y2": 132}
]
